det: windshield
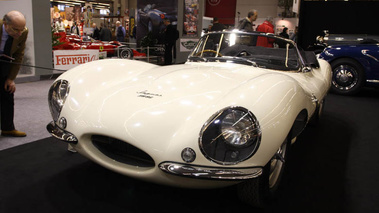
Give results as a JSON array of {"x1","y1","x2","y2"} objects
[{"x1": 189, "y1": 31, "x2": 301, "y2": 71}]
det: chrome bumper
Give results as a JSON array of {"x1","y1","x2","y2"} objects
[
  {"x1": 159, "y1": 162, "x2": 262, "y2": 180},
  {"x1": 46, "y1": 121, "x2": 78, "y2": 143}
]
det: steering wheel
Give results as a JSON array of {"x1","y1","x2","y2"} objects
[{"x1": 195, "y1": 49, "x2": 223, "y2": 57}]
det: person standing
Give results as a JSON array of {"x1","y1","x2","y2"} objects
[
  {"x1": 0, "y1": 10, "x2": 28, "y2": 137},
  {"x1": 163, "y1": 18, "x2": 178, "y2": 65},
  {"x1": 237, "y1": 10, "x2": 258, "y2": 32},
  {"x1": 116, "y1": 21, "x2": 125, "y2": 42},
  {"x1": 91, "y1": 23, "x2": 100, "y2": 40},
  {"x1": 256, "y1": 16, "x2": 275, "y2": 47},
  {"x1": 290, "y1": 26, "x2": 298, "y2": 43},
  {"x1": 211, "y1": 17, "x2": 226, "y2": 32},
  {"x1": 99, "y1": 23, "x2": 112, "y2": 41},
  {"x1": 70, "y1": 21, "x2": 80, "y2": 35},
  {"x1": 277, "y1": 27, "x2": 290, "y2": 48},
  {"x1": 280, "y1": 27, "x2": 290, "y2": 39},
  {"x1": 55, "y1": 17, "x2": 65, "y2": 32}
]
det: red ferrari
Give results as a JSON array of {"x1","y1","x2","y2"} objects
[{"x1": 53, "y1": 32, "x2": 146, "y2": 58}]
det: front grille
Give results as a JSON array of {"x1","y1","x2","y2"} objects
[{"x1": 92, "y1": 135, "x2": 155, "y2": 167}]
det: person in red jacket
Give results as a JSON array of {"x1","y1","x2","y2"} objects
[{"x1": 256, "y1": 17, "x2": 275, "y2": 47}]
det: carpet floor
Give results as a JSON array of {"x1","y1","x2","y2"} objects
[{"x1": 1, "y1": 88, "x2": 378, "y2": 213}]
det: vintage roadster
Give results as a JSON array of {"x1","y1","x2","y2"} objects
[{"x1": 47, "y1": 31, "x2": 331, "y2": 207}]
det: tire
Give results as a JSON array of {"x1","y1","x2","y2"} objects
[
  {"x1": 330, "y1": 58, "x2": 365, "y2": 95},
  {"x1": 119, "y1": 48, "x2": 134, "y2": 59},
  {"x1": 237, "y1": 137, "x2": 290, "y2": 207}
]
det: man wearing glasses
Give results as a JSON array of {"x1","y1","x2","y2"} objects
[{"x1": 0, "y1": 10, "x2": 28, "y2": 137}]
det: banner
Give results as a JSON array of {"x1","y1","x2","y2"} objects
[
  {"x1": 53, "y1": 50, "x2": 99, "y2": 70},
  {"x1": 293, "y1": 0, "x2": 300, "y2": 14},
  {"x1": 205, "y1": 0, "x2": 236, "y2": 25},
  {"x1": 180, "y1": 38, "x2": 198, "y2": 52}
]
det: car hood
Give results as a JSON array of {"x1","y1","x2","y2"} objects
[
  {"x1": 60, "y1": 60, "x2": 277, "y2": 151},
  {"x1": 63, "y1": 60, "x2": 270, "y2": 113}
]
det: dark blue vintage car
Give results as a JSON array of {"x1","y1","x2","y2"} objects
[{"x1": 319, "y1": 43, "x2": 379, "y2": 95}]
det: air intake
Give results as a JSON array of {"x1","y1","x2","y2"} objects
[{"x1": 92, "y1": 135, "x2": 155, "y2": 167}]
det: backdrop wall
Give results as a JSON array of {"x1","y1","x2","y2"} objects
[
  {"x1": 0, "y1": 0, "x2": 35, "y2": 78},
  {"x1": 0, "y1": 0, "x2": 53, "y2": 81},
  {"x1": 298, "y1": 1, "x2": 379, "y2": 50}
]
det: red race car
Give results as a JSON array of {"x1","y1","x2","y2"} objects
[{"x1": 53, "y1": 32, "x2": 146, "y2": 59}]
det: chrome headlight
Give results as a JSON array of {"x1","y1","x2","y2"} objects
[
  {"x1": 199, "y1": 107, "x2": 261, "y2": 165},
  {"x1": 48, "y1": 80, "x2": 70, "y2": 122}
]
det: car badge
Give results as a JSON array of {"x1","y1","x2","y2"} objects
[{"x1": 137, "y1": 90, "x2": 163, "y2": 99}]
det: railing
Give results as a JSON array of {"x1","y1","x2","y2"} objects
[{"x1": 116, "y1": 44, "x2": 165, "y2": 64}]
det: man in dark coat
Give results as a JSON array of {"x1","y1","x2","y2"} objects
[
  {"x1": 0, "y1": 11, "x2": 28, "y2": 137},
  {"x1": 211, "y1": 17, "x2": 226, "y2": 32},
  {"x1": 237, "y1": 10, "x2": 258, "y2": 32},
  {"x1": 163, "y1": 18, "x2": 178, "y2": 65},
  {"x1": 99, "y1": 23, "x2": 112, "y2": 41},
  {"x1": 116, "y1": 21, "x2": 125, "y2": 42},
  {"x1": 92, "y1": 23, "x2": 100, "y2": 40}
]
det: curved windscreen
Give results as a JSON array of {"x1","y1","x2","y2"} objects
[{"x1": 189, "y1": 31, "x2": 300, "y2": 71}]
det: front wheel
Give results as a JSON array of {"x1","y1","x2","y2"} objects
[
  {"x1": 237, "y1": 137, "x2": 290, "y2": 207},
  {"x1": 119, "y1": 48, "x2": 134, "y2": 59},
  {"x1": 330, "y1": 59, "x2": 365, "y2": 95}
]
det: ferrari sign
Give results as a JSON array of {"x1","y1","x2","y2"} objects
[{"x1": 54, "y1": 50, "x2": 99, "y2": 70}]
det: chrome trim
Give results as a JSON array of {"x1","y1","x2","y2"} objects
[
  {"x1": 159, "y1": 162, "x2": 262, "y2": 180},
  {"x1": 362, "y1": 49, "x2": 379, "y2": 62},
  {"x1": 46, "y1": 121, "x2": 78, "y2": 143},
  {"x1": 48, "y1": 80, "x2": 70, "y2": 122},
  {"x1": 311, "y1": 94, "x2": 318, "y2": 103},
  {"x1": 367, "y1": 79, "x2": 379, "y2": 83},
  {"x1": 199, "y1": 106, "x2": 262, "y2": 165}
]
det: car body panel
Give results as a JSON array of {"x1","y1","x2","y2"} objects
[
  {"x1": 308, "y1": 31, "x2": 379, "y2": 54},
  {"x1": 319, "y1": 44, "x2": 379, "y2": 84},
  {"x1": 48, "y1": 31, "x2": 331, "y2": 188}
]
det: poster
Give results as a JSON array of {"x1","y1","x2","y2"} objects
[
  {"x1": 183, "y1": 0, "x2": 199, "y2": 37},
  {"x1": 136, "y1": 0, "x2": 178, "y2": 44}
]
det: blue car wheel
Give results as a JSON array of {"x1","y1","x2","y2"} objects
[{"x1": 331, "y1": 58, "x2": 365, "y2": 95}]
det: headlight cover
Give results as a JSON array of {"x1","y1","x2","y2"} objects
[
  {"x1": 199, "y1": 107, "x2": 261, "y2": 165},
  {"x1": 48, "y1": 80, "x2": 70, "y2": 122}
]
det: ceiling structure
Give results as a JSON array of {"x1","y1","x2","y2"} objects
[{"x1": 50, "y1": 0, "x2": 113, "y2": 9}]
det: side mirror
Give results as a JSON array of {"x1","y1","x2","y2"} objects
[
  {"x1": 302, "y1": 66, "x2": 312, "y2": 73},
  {"x1": 303, "y1": 51, "x2": 320, "y2": 68}
]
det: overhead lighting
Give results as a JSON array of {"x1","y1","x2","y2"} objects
[{"x1": 55, "y1": 1, "x2": 81, "y2": 5}]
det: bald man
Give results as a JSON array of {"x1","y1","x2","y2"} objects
[{"x1": 0, "y1": 10, "x2": 28, "y2": 137}]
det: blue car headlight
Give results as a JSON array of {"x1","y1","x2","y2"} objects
[
  {"x1": 199, "y1": 107, "x2": 261, "y2": 165},
  {"x1": 48, "y1": 80, "x2": 70, "y2": 122}
]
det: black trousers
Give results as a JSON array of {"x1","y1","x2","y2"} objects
[
  {"x1": 164, "y1": 43, "x2": 174, "y2": 65},
  {"x1": 0, "y1": 62, "x2": 15, "y2": 131}
]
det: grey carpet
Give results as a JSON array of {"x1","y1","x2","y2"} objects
[{"x1": 0, "y1": 79, "x2": 54, "y2": 150}]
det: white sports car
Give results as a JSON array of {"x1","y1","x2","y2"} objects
[{"x1": 47, "y1": 31, "x2": 331, "y2": 207}]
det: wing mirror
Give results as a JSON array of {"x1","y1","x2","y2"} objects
[{"x1": 302, "y1": 66, "x2": 312, "y2": 73}]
